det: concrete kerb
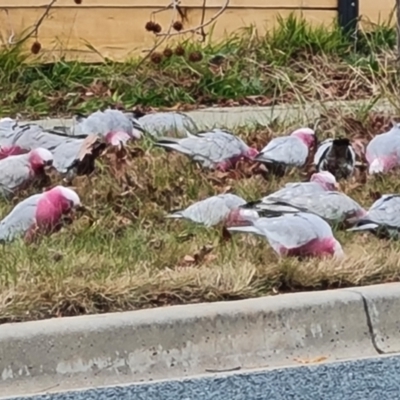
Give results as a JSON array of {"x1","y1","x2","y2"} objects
[
  {"x1": 2, "y1": 283, "x2": 400, "y2": 398},
  {"x1": 28, "y1": 98, "x2": 398, "y2": 132}
]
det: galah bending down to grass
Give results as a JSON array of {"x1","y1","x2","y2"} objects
[
  {"x1": 347, "y1": 194, "x2": 400, "y2": 239},
  {"x1": 0, "y1": 148, "x2": 53, "y2": 198},
  {"x1": 228, "y1": 212, "x2": 344, "y2": 259},
  {"x1": 314, "y1": 138, "x2": 356, "y2": 180},
  {"x1": 0, "y1": 119, "x2": 106, "y2": 181},
  {"x1": 155, "y1": 129, "x2": 259, "y2": 171},
  {"x1": 0, "y1": 185, "x2": 81, "y2": 243},
  {"x1": 125, "y1": 111, "x2": 198, "y2": 138},
  {"x1": 244, "y1": 190, "x2": 366, "y2": 226},
  {"x1": 255, "y1": 128, "x2": 316, "y2": 172},
  {"x1": 243, "y1": 171, "x2": 338, "y2": 211},
  {"x1": 366, "y1": 123, "x2": 400, "y2": 174},
  {"x1": 59, "y1": 109, "x2": 144, "y2": 146},
  {"x1": 166, "y1": 194, "x2": 259, "y2": 227}
]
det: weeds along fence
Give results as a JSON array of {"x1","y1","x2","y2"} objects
[{"x1": 0, "y1": 0, "x2": 396, "y2": 62}]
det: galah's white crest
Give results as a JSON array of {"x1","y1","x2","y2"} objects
[
  {"x1": 228, "y1": 212, "x2": 344, "y2": 258},
  {"x1": 166, "y1": 193, "x2": 259, "y2": 227},
  {"x1": 0, "y1": 185, "x2": 81, "y2": 243},
  {"x1": 155, "y1": 129, "x2": 259, "y2": 171}
]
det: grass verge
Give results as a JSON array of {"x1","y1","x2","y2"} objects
[
  {"x1": 1, "y1": 108, "x2": 400, "y2": 323},
  {"x1": 0, "y1": 15, "x2": 398, "y2": 118}
]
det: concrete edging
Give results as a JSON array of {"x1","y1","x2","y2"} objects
[
  {"x1": 29, "y1": 98, "x2": 398, "y2": 131},
  {"x1": 1, "y1": 283, "x2": 400, "y2": 398}
]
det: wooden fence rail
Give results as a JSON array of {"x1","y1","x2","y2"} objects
[{"x1": 0, "y1": 0, "x2": 395, "y2": 63}]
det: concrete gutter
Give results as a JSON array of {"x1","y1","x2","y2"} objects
[
  {"x1": 1, "y1": 283, "x2": 400, "y2": 398},
  {"x1": 29, "y1": 98, "x2": 398, "y2": 131}
]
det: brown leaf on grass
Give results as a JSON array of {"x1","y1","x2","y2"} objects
[{"x1": 78, "y1": 134, "x2": 104, "y2": 161}]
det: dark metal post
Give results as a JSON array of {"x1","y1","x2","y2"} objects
[{"x1": 338, "y1": 0, "x2": 359, "y2": 36}]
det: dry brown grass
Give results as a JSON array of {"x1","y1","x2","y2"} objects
[{"x1": 1, "y1": 109, "x2": 400, "y2": 323}]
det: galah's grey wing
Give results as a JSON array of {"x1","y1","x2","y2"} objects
[
  {"x1": 256, "y1": 136, "x2": 308, "y2": 166},
  {"x1": 0, "y1": 156, "x2": 31, "y2": 195},
  {"x1": 0, "y1": 194, "x2": 42, "y2": 242},
  {"x1": 137, "y1": 112, "x2": 197, "y2": 138},
  {"x1": 11, "y1": 126, "x2": 67, "y2": 151},
  {"x1": 263, "y1": 182, "x2": 325, "y2": 204},
  {"x1": 51, "y1": 141, "x2": 83, "y2": 173},
  {"x1": 171, "y1": 196, "x2": 231, "y2": 227},
  {"x1": 70, "y1": 111, "x2": 109, "y2": 137},
  {"x1": 217, "y1": 193, "x2": 246, "y2": 209},
  {"x1": 366, "y1": 194, "x2": 400, "y2": 228},
  {"x1": 104, "y1": 109, "x2": 134, "y2": 136},
  {"x1": 254, "y1": 214, "x2": 318, "y2": 250},
  {"x1": 274, "y1": 191, "x2": 364, "y2": 223},
  {"x1": 366, "y1": 129, "x2": 400, "y2": 162}
]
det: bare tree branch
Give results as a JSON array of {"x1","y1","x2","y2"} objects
[{"x1": 5, "y1": 0, "x2": 57, "y2": 46}]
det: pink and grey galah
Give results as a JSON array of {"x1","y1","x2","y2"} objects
[
  {"x1": 251, "y1": 171, "x2": 338, "y2": 209},
  {"x1": 255, "y1": 127, "x2": 316, "y2": 168},
  {"x1": 347, "y1": 194, "x2": 400, "y2": 238},
  {"x1": 0, "y1": 148, "x2": 53, "y2": 198},
  {"x1": 64, "y1": 109, "x2": 144, "y2": 146},
  {"x1": 245, "y1": 187, "x2": 365, "y2": 225},
  {"x1": 166, "y1": 193, "x2": 259, "y2": 227},
  {"x1": 155, "y1": 129, "x2": 259, "y2": 171},
  {"x1": 0, "y1": 118, "x2": 105, "y2": 179},
  {"x1": 228, "y1": 212, "x2": 344, "y2": 258},
  {"x1": 0, "y1": 185, "x2": 81, "y2": 243},
  {"x1": 366, "y1": 123, "x2": 400, "y2": 174}
]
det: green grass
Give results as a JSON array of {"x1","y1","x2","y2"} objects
[
  {"x1": 0, "y1": 14, "x2": 398, "y2": 118},
  {"x1": 1, "y1": 110, "x2": 400, "y2": 323}
]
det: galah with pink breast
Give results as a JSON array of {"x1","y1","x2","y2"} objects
[
  {"x1": 0, "y1": 148, "x2": 53, "y2": 198},
  {"x1": 0, "y1": 185, "x2": 81, "y2": 243},
  {"x1": 155, "y1": 129, "x2": 259, "y2": 171},
  {"x1": 228, "y1": 212, "x2": 344, "y2": 259},
  {"x1": 166, "y1": 193, "x2": 259, "y2": 227},
  {"x1": 366, "y1": 123, "x2": 400, "y2": 174},
  {"x1": 255, "y1": 127, "x2": 316, "y2": 169}
]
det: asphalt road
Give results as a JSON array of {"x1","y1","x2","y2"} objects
[{"x1": 7, "y1": 355, "x2": 400, "y2": 400}]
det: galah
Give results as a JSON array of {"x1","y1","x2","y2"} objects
[
  {"x1": 347, "y1": 194, "x2": 400, "y2": 238},
  {"x1": 0, "y1": 185, "x2": 81, "y2": 243},
  {"x1": 255, "y1": 128, "x2": 316, "y2": 169},
  {"x1": 127, "y1": 111, "x2": 197, "y2": 138},
  {"x1": 228, "y1": 212, "x2": 344, "y2": 258},
  {"x1": 245, "y1": 190, "x2": 366, "y2": 225},
  {"x1": 314, "y1": 138, "x2": 356, "y2": 179},
  {"x1": 155, "y1": 129, "x2": 259, "y2": 171},
  {"x1": 0, "y1": 148, "x2": 53, "y2": 198},
  {"x1": 166, "y1": 193, "x2": 259, "y2": 227},
  {"x1": 366, "y1": 123, "x2": 400, "y2": 174},
  {"x1": 243, "y1": 171, "x2": 338, "y2": 212},
  {"x1": 64, "y1": 109, "x2": 144, "y2": 145},
  {"x1": 0, "y1": 119, "x2": 106, "y2": 179}
]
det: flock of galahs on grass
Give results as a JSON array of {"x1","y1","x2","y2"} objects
[{"x1": 0, "y1": 107, "x2": 400, "y2": 258}]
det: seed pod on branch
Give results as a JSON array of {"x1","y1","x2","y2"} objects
[
  {"x1": 30, "y1": 41, "x2": 42, "y2": 54},
  {"x1": 174, "y1": 45, "x2": 185, "y2": 56},
  {"x1": 145, "y1": 21, "x2": 157, "y2": 32},
  {"x1": 163, "y1": 48, "x2": 173, "y2": 58},
  {"x1": 150, "y1": 52, "x2": 163, "y2": 64},
  {"x1": 153, "y1": 23, "x2": 162, "y2": 34},
  {"x1": 188, "y1": 51, "x2": 203, "y2": 62},
  {"x1": 172, "y1": 21, "x2": 183, "y2": 32}
]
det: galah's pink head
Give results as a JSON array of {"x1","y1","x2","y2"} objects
[
  {"x1": 105, "y1": 131, "x2": 133, "y2": 148},
  {"x1": 291, "y1": 128, "x2": 316, "y2": 148},
  {"x1": 245, "y1": 147, "x2": 260, "y2": 159},
  {"x1": 310, "y1": 171, "x2": 338, "y2": 191},
  {"x1": 226, "y1": 208, "x2": 259, "y2": 227},
  {"x1": 28, "y1": 148, "x2": 54, "y2": 172},
  {"x1": 48, "y1": 186, "x2": 81, "y2": 214}
]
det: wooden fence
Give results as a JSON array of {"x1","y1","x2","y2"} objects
[{"x1": 0, "y1": 0, "x2": 395, "y2": 63}]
